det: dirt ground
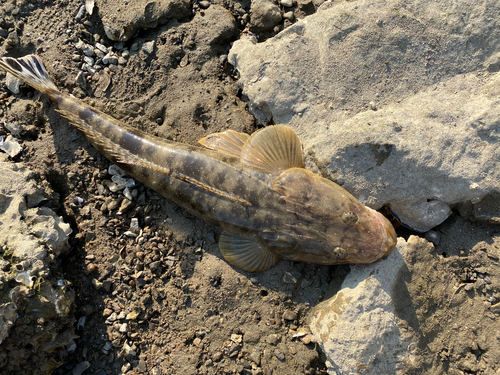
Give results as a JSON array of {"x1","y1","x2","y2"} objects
[{"x1": 0, "y1": 1, "x2": 499, "y2": 375}]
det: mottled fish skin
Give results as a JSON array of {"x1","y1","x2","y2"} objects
[{"x1": 0, "y1": 54, "x2": 397, "y2": 272}]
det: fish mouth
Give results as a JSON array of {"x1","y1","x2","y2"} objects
[
  {"x1": 367, "y1": 207, "x2": 398, "y2": 258},
  {"x1": 377, "y1": 212, "x2": 397, "y2": 256}
]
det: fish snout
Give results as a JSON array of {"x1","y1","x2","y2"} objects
[{"x1": 378, "y1": 211, "x2": 397, "y2": 257}]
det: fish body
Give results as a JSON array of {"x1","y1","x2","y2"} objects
[{"x1": 0, "y1": 55, "x2": 397, "y2": 272}]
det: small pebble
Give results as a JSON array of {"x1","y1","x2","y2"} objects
[
  {"x1": 424, "y1": 230, "x2": 440, "y2": 246},
  {"x1": 67, "y1": 340, "x2": 77, "y2": 353},
  {"x1": 95, "y1": 42, "x2": 109, "y2": 54},
  {"x1": 130, "y1": 42, "x2": 140, "y2": 52},
  {"x1": 283, "y1": 11, "x2": 295, "y2": 21},
  {"x1": 77, "y1": 316, "x2": 86, "y2": 330},
  {"x1": 83, "y1": 46, "x2": 95, "y2": 57},
  {"x1": 274, "y1": 349, "x2": 285, "y2": 361},
  {"x1": 281, "y1": 0, "x2": 293, "y2": 6},
  {"x1": 283, "y1": 310, "x2": 297, "y2": 321},
  {"x1": 123, "y1": 187, "x2": 133, "y2": 200},
  {"x1": 5, "y1": 73, "x2": 23, "y2": 94},
  {"x1": 118, "y1": 198, "x2": 134, "y2": 214},
  {"x1": 102, "y1": 53, "x2": 111, "y2": 65},
  {"x1": 142, "y1": 41, "x2": 155, "y2": 55},
  {"x1": 137, "y1": 359, "x2": 147, "y2": 373},
  {"x1": 3, "y1": 122, "x2": 22, "y2": 136},
  {"x1": 72, "y1": 361, "x2": 90, "y2": 375},
  {"x1": 122, "y1": 342, "x2": 136, "y2": 357},
  {"x1": 119, "y1": 323, "x2": 129, "y2": 333},
  {"x1": 199, "y1": 0, "x2": 211, "y2": 9},
  {"x1": 489, "y1": 302, "x2": 500, "y2": 313},
  {"x1": 282, "y1": 271, "x2": 297, "y2": 284},
  {"x1": 121, "y1": 363, "x2": 132, "y2": 373},
  {"x1": 95, "y1": 49, "x2": 105, "y2": 59},
  {"x1": 0, "y1": 135, "x2": 22, "y2": 157},
  {"x1": 266, "y1": 334, "x2": 279, "y2": 345},
  {"x1": 301, "y1": 334, "x2": 313, "y2": 345},
  {"x1": 102, "y1": 308, "x2": 113, "y2": 317},
  {"x1": 75, "y1": 5, "x2": 86, "y2": 21}
]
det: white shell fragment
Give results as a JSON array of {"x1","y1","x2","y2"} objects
[
  {"x1": 15, "y1": 271, "x2": 34, "y2": 288},
  {"x1": 108, "y1": 164, "x2": 127, "y2": 177},
  {"x1": 2, "y1": 121, "x2": 22, "y2": 136},
  {"x1": 0, "y1": 135, "x2": 22, "y2": 158},
  {"x1": 85, "y1": 0, "x2": 95, "y2": 15}
]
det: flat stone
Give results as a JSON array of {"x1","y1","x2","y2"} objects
[{"x1": 308, "y1": 237, "x2": 416, "y2": 373}]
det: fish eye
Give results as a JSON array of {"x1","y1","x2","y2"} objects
[
  {"x1": 342, "y1": 211, "x2": 358, "y2": 225},
  {"x1": 333, "y1": 247, "x2": 347, "y2": 258}
]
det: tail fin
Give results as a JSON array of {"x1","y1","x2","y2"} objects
[{"x1": 0, "y1": 54, "x2": 59, "y2": 97}]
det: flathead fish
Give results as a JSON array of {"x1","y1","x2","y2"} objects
[{"x1": 0, "y1": 55, "x2": 397, "y2": 272}]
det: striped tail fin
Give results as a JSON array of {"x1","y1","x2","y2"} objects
[{"x1": 0, "y1": 54, "x2": 59, "y2": 97}]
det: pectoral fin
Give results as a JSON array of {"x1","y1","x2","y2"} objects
[
  {"x1": 198, "y1": 129, "x2": 250, "y2": 157},
  {"x1": 241, "y1": 125, "x2": 304, "y2": 175},
  {"x1": 219, "y1": 232, "x2": 280, "y2": 272}
]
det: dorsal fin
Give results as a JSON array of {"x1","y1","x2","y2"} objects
[
  {"x1": 240, "y1": 125, "x2": 304, "y2": 175},
  {"x1": 198, "y1": 129, "x2": 250, "y2": 157},
  {"x1": 219, "y1": 232, "x2": 281, "y2": 272}
]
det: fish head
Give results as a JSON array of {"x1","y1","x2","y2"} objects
[{"x1": 270, "y1": 168, "x2": 397, "y2": 264}]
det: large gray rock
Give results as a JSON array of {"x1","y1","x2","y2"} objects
[
  {"x1": 229, "y1": 0, "x2": 500, "y2": 231},
  {"x1": 307, "y1": 237, "x2": 417, "y2": 374},
  {"x1": 0, "y1": 162, "x2": 73, "y2": 346}
]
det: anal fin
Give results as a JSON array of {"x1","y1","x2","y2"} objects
[{"x1": 219, "y1": 232, "x2": 280, "y2": 272}]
